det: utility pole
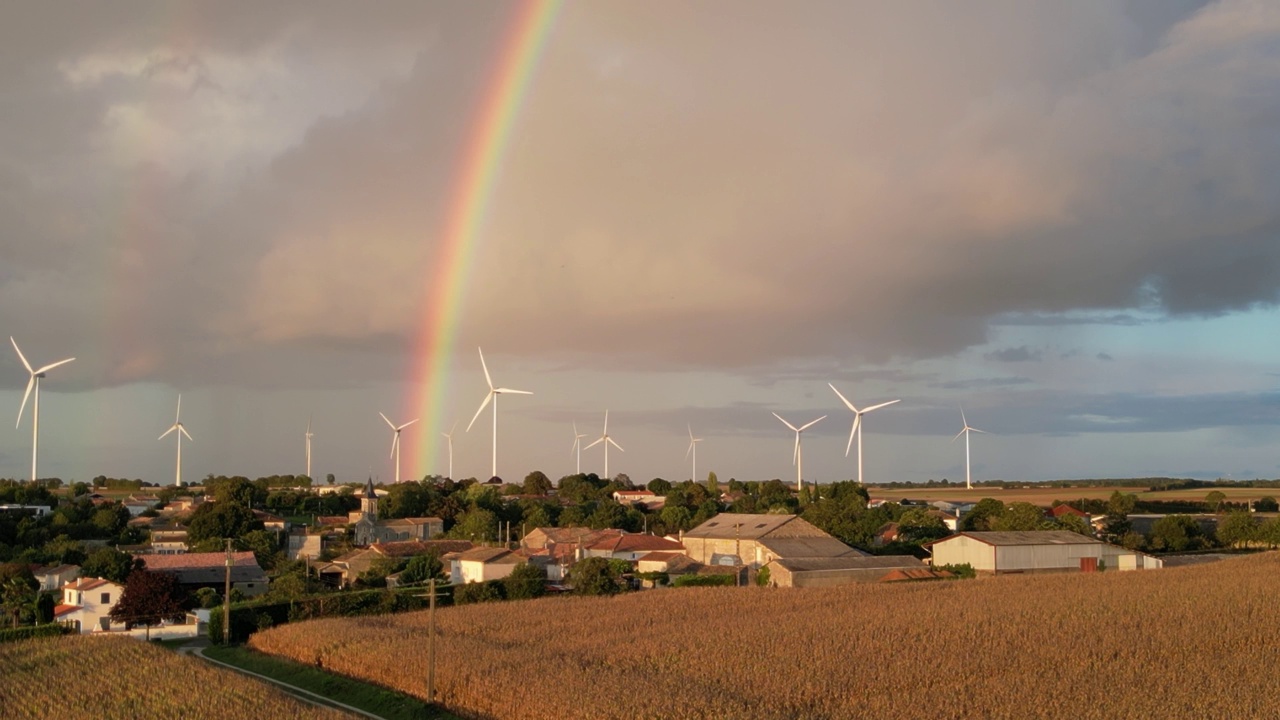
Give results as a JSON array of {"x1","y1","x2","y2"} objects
[
  {"x1": 427, "y1": 577, "x2": 437, "y2": 705},
  {"x1": 223, "y1": 538, "x2": 232, "y2": 645}
]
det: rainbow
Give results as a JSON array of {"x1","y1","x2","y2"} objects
[{"x1": 405, "y1": 0, "x2": 563, "y2": 479}]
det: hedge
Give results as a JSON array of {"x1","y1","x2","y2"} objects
[
  {"x1": 0, "y1": 624, "x2": 76, "y2": 644},
  {"x1": 209, "y1": 585, "x2": 449, "y2": 644},
  {"x1": 672, "y1": 573, "x2": 737, "y2": 587}
]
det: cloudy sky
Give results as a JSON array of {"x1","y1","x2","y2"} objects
[{"x1": 4, "y1": 0, "x2": 1280, "y2": 487}]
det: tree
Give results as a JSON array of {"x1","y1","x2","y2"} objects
[
  {"x1": 193, "y1": 587, "x2": 222, "y2": 609},
  {"x1": 1056, "y1": 513, "x2": 1093, "y2": 537},
  {"x1": 448, "y1": 508, "x2": 498, "y2": 542},
  {"x1": 755, "y1": 566, "x2": 772, "y2": 587},
  {"x1": 1216, "y1": 511, "x2": 1257, "y2": 548},
  {"x1": 399, "y1": 553, "x2": 444, "y2": 586},
  {"x1": 239, "y1": 529, "x2": 281, "y2": 570},
  {"x1": 187, "y1": 502, "x2": 260, "y2": 546},
  {"x1": 897, "y1": 509, "x2": 951, "y2": 544},
  {"x1": 503, "y1": 563, "x2": 547, "y2": 600},
  {"x1": 82, "y1": 548, "x2": 139, "y2": 584},
  {"x1": 990, "y1": 502, "x2": 1046, "y2": 532},
  {"x1": 1205, "y1": 491, "x2": 1227, "y2": 513},
  {"x1": 1106, "y1": 491, "x2": 1137, "y2": 517},
  {"x1": 660, "y1": 505, "x2": 693, "y2": 533},
  {"x1": 960, "y1": 499, "x2": 1006, "y2": 531},
  {"x1": 383, "y1": 482, "x2": 429, "y2": 519},
  {"x1": 569, "y1": 557, "x2": 625, "y2": 596},
  {"x1": 0, "y1": 569, "x2": 37, "y2": 628},
  {"x1": 523, "y1": 471, "x2": 553, "y2": 496},
  {"x1": 1255, "y1": 496, "x2": 1279, "y2": 513},
  {"x1": 647, "y1": 478, "x2": 672, "y2": 496},
  {"x1": 109, "y1": 569, "x2": 186, "y2": 639},
  {"x1": 326, "y1": 473, "x2": 336, "y2": 486},
  {"x1": 706, "y1": 471, "x2": 719, "y2": 496},
  {"x1": 1149, "y1": 515, "x2": 1201, "y2": 552},
  {"x1": 207, "y1": 476, "x2": 266, "y2": 509}
]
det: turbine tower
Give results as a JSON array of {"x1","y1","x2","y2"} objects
[
  {"x1": 570, "y1": 422, "x2": 587, "y2": 475},
  {"x1": 953, "y1": 408, "x2": 988, "y2": 490},
  {"x1": 686, "y1": 423, "x2": 703, "y2": 483},
  {"x1": 772, "y1": 413, "x2": 825, "y2": 494},
  {"x1": 829, "y1": 383, "x2": 900, "y2": 485},
  {"x1": 380, "y1": 412, "x2": 419, "y2": 484},
  {"x1": 10, "y1": 337, "x2": 75, "y2": 483},
  {"x1": 305, "y1": 417, "x2": 314, "y2": 479},
  {"x1": 441, "y1": 421, "x2": 457, "y2": 479},
  {"x1": 584, "y1": 410, "x2": 623, "y2": 480},
  {"x1": 158, "y1": 395, "x2": 193, "y2": 487},
  {"x1": 466, "y1": 347, "x2": 532, "y2": 480}
]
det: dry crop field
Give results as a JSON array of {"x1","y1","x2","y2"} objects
[
  {"x1": 0, "y1": 635, "x2": 348, "y2": 719},
  {"x1": 868, "y1": 484, "x2": 1278, "y2": 505},
  {"x1": 251, "y1": 552, "x2": 1280, "y2": 720}
]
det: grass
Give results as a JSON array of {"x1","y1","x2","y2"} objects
[{"x1": 203, "y1": 645, "x2": 456, "y2": 720}]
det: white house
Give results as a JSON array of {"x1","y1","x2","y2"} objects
[
  {"x1": 34, "y1": 564, "x2": 80, "y2": 592},
  {"x1": 454, "y1": 547, "x2": 522, "y2": 584},
  {"x1": 927, "y1": 531, "x2": 1162, "y2": 574},
  {"x1": 55, "y1": 577, "x2": 123, "y2": 633}
]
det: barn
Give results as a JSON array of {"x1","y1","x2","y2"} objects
[{"x1": 926, "y1": 531, "x2": 1161, "y2": 574}]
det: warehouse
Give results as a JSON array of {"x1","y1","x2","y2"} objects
[
  {"x1": 926, "y1": 531, "x2": 1161, "y2": 574},
  {"x1": 763, "y1": 555, "x2": 930, "y2": 588}
]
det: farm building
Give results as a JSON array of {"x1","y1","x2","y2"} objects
[
  {"x1": 681, "y1": 513, "x2": 864, "y2": 569},
  {"x1": 763, "y1": 555, "x2": 931, "y2": 588},
  {"x1": 926, "y1": 531, "x2": 1162, "y2": 574}
]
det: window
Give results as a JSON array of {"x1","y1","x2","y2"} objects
[{"x1": 101, "y1": 592, "x2": 110, "y2": 604}]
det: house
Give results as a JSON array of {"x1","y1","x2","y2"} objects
[
  {"x1": 0, "y1": 504, "x2": 52, "y2": 517},
  {"x1": 34, "y1": 564, "x2": 80, "y2": 592},
  {"x1": 681, "y1": 514, "x2": 864, "y2": 569},
  {"x1": 319, "y1": 540, "x2": 473, "y2": 587},
  {"x1": 872, "y1": 522, "x2": 900, "y2": 547},
  {"x1": 763, "y1": 556, "x2": 930, "y2": 588},
  {"x1": 349, "y1": 478, "x2": 443, "y2": 545},
  {"x1": 613, "y1": 490, "x2": 665, "y2": 510},
  {"x1": 926, "y1": 531, "x2": 1163, "y2": 574},
  {"x1": 252, "y1": 509, "x2": 289, "y2": 532},
  {"x1": 149, "y1": 528, "x2": 189, "y2": 554},
  {"x1": 122, "y1": 501, "x2": 152, "y2": 517},
  {"x1": 454, "y1": 546, "x2": 523, "y2": 584},
  {"x1": 139, "y1": 551, "x2": 269, "y2": 596},
  {"x1": 55, "y1": 578, "x2": 123, "y2": 633},
  {"x1": 584, "y1": 533, "x2": 684, "y2": 561},
  {"x1": 287, "y1": 529, "x2": 326, "y2": 561}
]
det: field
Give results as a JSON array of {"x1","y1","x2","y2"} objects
[
  {"x1": 0, "y1": 635, "x2": 348, "y2": 719},
  {"x1": 251, "y1": 552, "x2": 1280, "y2": 720},
  {"x1": 868, "y1": 484, "x2": 1275, "y2": 505}
]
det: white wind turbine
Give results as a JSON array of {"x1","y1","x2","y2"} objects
[
  {"x1": 10, "y1": 337, "x2": 75, "y2": 483},
  {"x1": 380, "y1": 412, "x2": 419, "y2": 484},
  {"x1": 158, "y1": 395, "x2": 193, "y2": 487},
  {"x1": 305, "y1": 417, "x2": 314, "y2": 479},
  {"x1": 584, "y1": 410, "x2": 623, "y2": 480},
  {"x1": 570, "y1": 422, "x2": 587, "y2": 475},
  {"x1": 829, "y1": 383, "x2": 900, "y2": 485},
  {"x1": 772, "y1": 413, "x2": 825, "y2": 494},
  {"x1": 953, "y1": 407, "x2": 988, "y2": 491},
  {"x1": 686, "y1": 423, "x2": 703, "y2": 483},
  {"x1": 441, "y1": 421, "x2": 457, "y2": 479},
  {"x1": 466, "y1": 347, "x2": 532, "y2": 480}
]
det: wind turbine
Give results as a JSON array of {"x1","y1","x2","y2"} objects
[
  {"x1": 953, "y1": 407, "x2": 988, "y2": 491},
  {"x1": 570, "y1": 422, "x2": 587, "y2": 475},
  {"x1": 380, "y1": 412, "x2": 419, "y2": 484},
  {"x1": 158, "y1": 395, "x2": 193, "y2": 487},
  {"x1": 441, "y1": 421, "x2": 457, "y2": 480},
  {"x1": 772, "y1": 413, "x2": 825, "y2": 494},
  {"x1": 583, "y1": 410, "x2": 623, "y2": 480},
  {"x1": 686, "y1": 423, "x2": 703, "y2": 483},
  {"x1": 10, "y1": 337, "x2": 75, "y2": 483},
  {"x1": 305, "y1": 417, "x2": 314, "y2": 479},
  {"x1": 829, "y1": 383, "x2": 900, "y2": 485},
  {"x1": 465, "y1": 347, "x2": 532, "y2": 480}
]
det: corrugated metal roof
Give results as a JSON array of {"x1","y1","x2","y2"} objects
[
  {"x1": 946, "y1": 531, "x2": 1102, "y2": 546},
  {"x1": 756, "y1": 536, "x2": 865, "y2": 559},
  {"x1": 683, "y1": 514, "x2": 796, "y2": 539},
  {"x1": 772, "y1": 556, "x2": 925, "y2": 572}
]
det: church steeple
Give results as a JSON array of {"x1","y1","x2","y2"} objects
[{"x1": 361, "y1": 477, "x2": 378, "y2": 522}]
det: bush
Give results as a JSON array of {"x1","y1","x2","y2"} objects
[
  {"x1": 0, "y1": 623, "x2": 74, "y2": 644},
  {"x1": 673, "y1": 573, "x2": 737, "y2": 587},
  {"x1": 569, "y1": 557, "x2": 626, "y2": 596},
  {"x1": 936, "y1": 563, "x2": 976, "y2": 579},
  {"x1": 755, "y1": 567, "x2": 771, "y2": 587},
  {"x1": 502, "y1": 563, "x2": 547, "y2": 600},
  {"x1": 454, "y1": 581, "x2": 505, "y2": 605}
]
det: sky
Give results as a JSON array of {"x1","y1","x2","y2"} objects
[{"x1": 4, "y1": 0, "x2": 1280, "y2": 487}]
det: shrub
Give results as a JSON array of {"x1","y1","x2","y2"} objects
[
  {"x1": 502, "y1": 563, "x2": 547, "y2": 600},
  {"x1": 454, "y1": 581, "x2": 505, "y2": 605},
  {"x1": 673, "y1": 573, "x2": 736, "y2": 587},
  {"x1": 0, "y1": 623, "x2": 74, "y2": 644},
  {"x1": 755, "y1": 566, "x2": 771, "y2": 587}
]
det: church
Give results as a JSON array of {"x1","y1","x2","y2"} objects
[{"x1": 350, "y1": 478, "x2": 445, "y2": 546}]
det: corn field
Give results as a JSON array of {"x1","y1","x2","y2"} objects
[
  {"x1": 251, "y1": 552, "x2": 1280, "y2": 720},
  {"x1": 0, "y1": 635, "x2": 348, "y2": 719}
]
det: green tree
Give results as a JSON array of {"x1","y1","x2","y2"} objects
[
  {"x1": 1149, "y1": 515, "x2": 1201, "y2": 552},
  {"x1": 238, "y1": 529, "x2": 281, "y2": 570},
  {"x1": 193, "y1": 587, "x2": 222, "y2": 609},
  {"x1": 326, "y1": 473, "x2": 336, "y2": 486},
  {"x1": 186, "y1": 502, "x2": 260, "y2": 546},
  {"x1": 399, "y1": 553, "x2": 444, "y2": 585},
  {"x1": 897, "y1": 508, "x2": 951, "y2": 544},
  {"x1": 523, "y1": 471, "x2": 553, "y2": 496},
  {"x1": 660, "y1": 505, "x2": 693, "y2": 532},
  {"x1": 454, "y1": 581, "x2": 504, "y2": 605},
  {"x1": 449, "y1": 507, "x2": 499, "y2": 542},
  {"x1": 1216, "y1": 511, "x2": 1257, "y2": 548},
  {"x1": 503, "y1": 563, "x2": 547, "y2": 600},
  {"x1": 0, "y1": 568, "x2": 37, "y2": 628},
  {"x1": 706, "y1": 471, "x2": 719, "y2": 496},
  {"x1": 1056, "y1": 513, "x2": 1094, "y2": 537},
  {"x1": 588, "y1": 500, "x2": 627, "y2": 530},
  {"x1": 1107, "y1": 491, "x2": 1138, "y2": 516},
  {"x1": 990, "y1": 502, "x2": 1046, "y2": 532},
  {"x1": 382, "y1": 482, "x2": 429, "y2": 519},
  {"x1": 82, "y1": 548, "x2": 139, "y2": 584},
  {"x1": 1205, "y1": 490, "x2": 1227, "y2": 513},
  {"x1": 1255, "y1": 496, "x2": 1279, "y2": 513},
  {"x1": 960, "y1": 498, "x2": 1006, "y2": 531},
  {"x1": 35, "y1": 591, "x2": 55, "y2": 624},
  {"x1": 755, "y1": 566, "x2": 772, "y2": 587},
  {"x1": 569, "y1": 557, "x2": 625, "y2": 596},
  {"x1": 647, "y1": 478, "x2": 672, "y2": 496},
  {"x1": 208, "y1": 476, "x2": 266, "y2": 509},
  {"x1": 108, "y1": 569, "x2": 186, "y2": 639},
  {"x1": 1259, "y1": 517, "x2": 1280, "y2": 549}
]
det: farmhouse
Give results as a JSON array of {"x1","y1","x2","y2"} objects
[
  {"x1": 54, "y1": 577, "x2": 123, "y2": 633},
  {"x1": 319, "y1": 540, "x2": 473, "y2": 587},
  {"x1": 681, "y1": 514, "x2": 864, "y2": 568},
  {"x1": 454, "y1": 546, "x2": 523, "y2": 584},
  {"x1": 139, "y1": 551, "x2": 270, "y2": 596},
  {"x1": 927, "y1": 531, "x2": 1163, "y2": 574},
  {"x1": 584, "y1": 533, "x2": 684, "y2": 561},
  {"x1": 763, "y1": 555, "x2": 931, "y2": 588}
]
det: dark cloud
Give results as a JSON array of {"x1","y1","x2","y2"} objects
[
  {"x1": 1097, "y1": 352, "x2": 1115, "y2": 361},
  {"x1": 984, "y1": 346, "x2": 1043, "y2": 363}
]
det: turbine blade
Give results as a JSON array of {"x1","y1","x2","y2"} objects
[
  {"x1": 861, "y1": 399, "x2": 901, "y2": 414},
  {"x1": 478, "y1": 347, "x2": 493, "y2": 390},
  {"x1": 798, "y1": 415, "x2": 826, "y2": 432},
  {"x1": 608, "y1": 437, "x2": 624, "y2": 452},
  {"x1": 688, "y1": 422, "x2": 694, "y2": 441},
  {"x1": 972, "y1": 428, "x2": 989, "y2": 434},
  {"x1": 34, "y1": 357, "x2": 75, "y2": 375},
  {"x1": 686, "y1": 441, "x2": 694, "y2": 459},
  {"x1": 466, "y1": 392, "x2": 493, "y2": 431},
  {"x1": 845, "y1": 419, "x2": 857, "y2": 458},
  {"x1": 398, "y1": 418, "x2": 420, "y2": 431},
  {"x1": 16, "y1": 377, "x2": 34, "y2": 428},
  {"x1": 159, "y1": 425, "x2": 177, "y2": 440},
  {"x1": 952, "y1": 428, "x2": 966, "y2": 442},
  {"x1": 494, "y1": 388, "x2": 532, "y2": 395},
  {"x1": 584, "y1": 437, "x2": 604, "y2": 450},
  {"x1": 772, "y1": 412, "x2": 799, "y2": 432},
  {"x1": 180, "y1": 426, "x2": 193, "y2": 441},
  {"x1": 175, "y1": 394, "x2": 182, "y2": 423},
  {"x1": 390, "y1": 432, "x2": 399, "y2": 459},
  {"x1": 792, "y1": 433, "x2": 800, "y2": 465},
  {"x1": 960, "y1": 406, "x2": 967, "y2": 427},
  {"x1": 603, "y1": 410, "x2": 609, "y2": 434},
  {"x1": 380, "y1": 412, "x2": 396, "y2": 430},
  {"x1": 9, "y1": 337, "x2": 32, "y2": 374},
  {"x1": 307, "y1": 417, "x2": 312, "y2": 433},
  {"x1": 828, "y1": 383, "x2": 857, "y2": 412}
]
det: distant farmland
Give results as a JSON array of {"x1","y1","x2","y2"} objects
[
  {"x1": 252, "y1": 552, "x2": 1280, "y2": 720},
  {"x1": 867, "y1": 484, "x2": 1275, "y2": 505},
  {"x1": 0, "y1": 635, "x2": 347, "y2": 719}
]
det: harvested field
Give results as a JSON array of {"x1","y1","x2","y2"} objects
[
  {"x1": 869, "y1": 485, "x2": 1275, "y2": 505},
  {"x1": 0, "y1": 635, "x2": 349, "y2": 719},
  {"x1": 251, "y1": 552, "x2": 1280, "y2": 720}
]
